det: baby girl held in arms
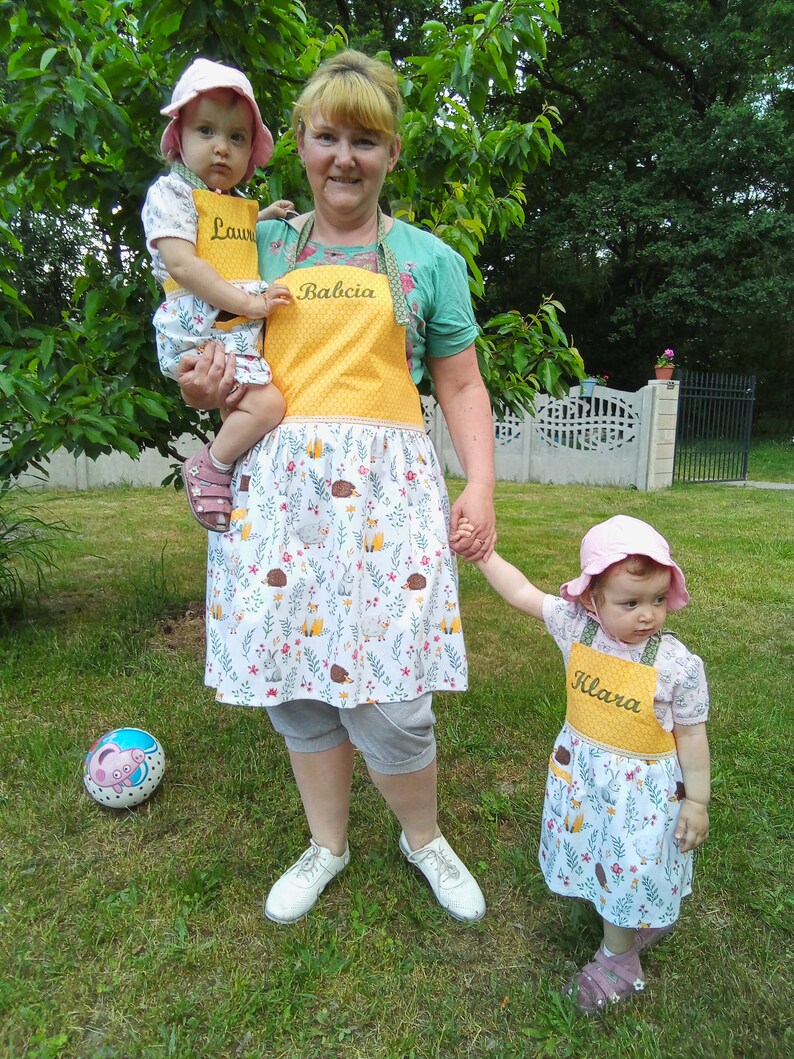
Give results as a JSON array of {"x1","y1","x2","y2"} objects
[{"x1": 142, "y1": 58, "x2": 296, "y2": 532}]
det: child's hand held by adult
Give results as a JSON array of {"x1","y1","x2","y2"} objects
[{"x1": 449, "y1": 505, "x2": 495, "y2": 560}]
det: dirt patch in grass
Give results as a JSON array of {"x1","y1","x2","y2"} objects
[{"x1": 150, "y1": 602, "x2": 206, "y2": 654}]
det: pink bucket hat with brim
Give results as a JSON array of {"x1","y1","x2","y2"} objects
[
  {"x1": 560, "y1": 515, "x2": 689, "y2": 610},
  {"x1": 160, "y1": 58, "x2": 274, "y2": 182}
]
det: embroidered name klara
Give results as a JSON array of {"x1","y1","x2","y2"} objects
[{"x1": 570, "y1": 670, "x2": 642, "y2": 713}]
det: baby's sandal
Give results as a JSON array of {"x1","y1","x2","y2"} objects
[
  {"x1": 182, "y1": 443, "x2": 233, "y2": 533},
  {"x1": 565, "y1": 944, "x2": 645, "y2": 1015}
]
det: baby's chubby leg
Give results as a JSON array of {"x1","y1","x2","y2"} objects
[{"x1": 211, "y1": 382, "x2": 286, "y2": 467}]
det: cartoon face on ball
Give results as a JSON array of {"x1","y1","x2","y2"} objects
[
  {"x1": 88, "y1": 742, "x2": 146, "y2": 793},
  {"x1": 83, "y1": 728, "x2": 164, "y2": 808}
]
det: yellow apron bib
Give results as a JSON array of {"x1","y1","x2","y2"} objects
[
  {"x1": 565, "y1": 629, "x2": 676, "y2": 758},
  {"x1": 262, "y1": 264, "x2": 424, "y2": 428},
  {"x1": 163, "y1": 189, "x2": 259, "y2": 296}
]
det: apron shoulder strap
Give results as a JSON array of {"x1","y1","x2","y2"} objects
[
  {"x1": 580, "y1": 616, "x2": 663, "y2": 665},
  {"x1": 580, "y1": 617, "x2": 599, "y2": 646},
  {"x1": 640, "y1": 630, "x2": 664, "y2": 666},
  {"x1": 171, "y1": 162, "x2": 209, "y2": 191}
]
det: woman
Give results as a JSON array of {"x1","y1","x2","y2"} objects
[{"x1": 178, "y1": 50, "x2": 496, "y2": 925}]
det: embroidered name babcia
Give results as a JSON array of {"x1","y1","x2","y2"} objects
[{"x1": 296, "y1": 281, "x2": 376, "y2": 301}]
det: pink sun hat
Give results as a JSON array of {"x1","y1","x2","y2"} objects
[
  {"x1": 560, "y1": 514, "x2": 689, "y2": 610},
  {"x1": 160, "y1": 58, "x2": 274, "y2": 182}
]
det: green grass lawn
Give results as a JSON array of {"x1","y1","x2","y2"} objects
[
  {"x1": 748, "y1": 438, "x2": 794, "y2": 482},
  {"x1": 1, "y1": 482, "x2": 792, "y2": 1058}
]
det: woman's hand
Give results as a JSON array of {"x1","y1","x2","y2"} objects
[
  {"x1": 428, "y1": 346, "x2": 496, "y2": 561},
  {"x1": 177, "y1": 341, "x2": 245, "y2": 411},
  {"x1": 449, "y1": 483, "x2": 496, "y2": 561}
]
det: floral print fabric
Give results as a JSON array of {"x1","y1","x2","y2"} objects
[
  {"x1": 537, "y1": 595, "x2": 710, "y2": 927},
  {"x1": 540, "y1": 726, "x2": 693, "y2": 927},
  {"x1": 142, "y1": 171, "x2": 270, "y2": 384},
  {"x1": 205, "y1": 419, "x2": 467, "y2": 708}
]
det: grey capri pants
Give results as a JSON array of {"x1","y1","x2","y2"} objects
[{"x1": 265, "y1": 694, "x2": 436, "y2": 776}]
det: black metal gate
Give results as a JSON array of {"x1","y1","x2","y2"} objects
[{"x1": 673, "y1": 371, "x2": 756, "y2": 482}]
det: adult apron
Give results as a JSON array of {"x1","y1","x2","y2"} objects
[
  {"x1": 204, "y1": 218, "x2": 468, "y2": 710},
  {"x1": 539, "y1": 621, "x2": 692, "y2": 928}
]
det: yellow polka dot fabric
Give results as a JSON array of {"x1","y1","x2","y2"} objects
[
  {"x1": 163, "y1": 190, "x2": 259, "y2": 295},
  {"x1": 566, "y1": 642, "x2": 676, "y2": 756},
  {"x1": 264, "y1": 265, "x2": 424, "y2": 427}
]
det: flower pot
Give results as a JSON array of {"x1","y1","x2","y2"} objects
[
  {"x1": 580, "y1": 378, "x2": 597, "y2": 397},
  {"x1": 654, "y1": 365, "x2": 674, "y2": 380}
]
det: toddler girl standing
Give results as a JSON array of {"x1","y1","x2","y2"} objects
[
  {"x1": 142, "y1": 58, "x2": 294, "y2": 531},
  {"x1": 471, "y1": 515, "x2": 711, "y2": 1012}
]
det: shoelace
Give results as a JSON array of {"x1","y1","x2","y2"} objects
[
  {"x1": 411, "y1": 846, "x2": 461, "y2": 884},
  {"x1": 295, "y1": 844, "x2": 324, "y2": 881}
]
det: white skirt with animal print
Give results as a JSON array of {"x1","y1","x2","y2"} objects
[
  {"x1": 539, "y1": 722, "x2": 693, "y2": 928},
  {"x1": 204, "y1": 418, "x2": 467, "y2": 709}
]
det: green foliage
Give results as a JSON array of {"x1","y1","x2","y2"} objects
[
  {"x1": 477, "y1": 298, "x2": 584, "y2": 418},
  {"x1": 478, "y1": 0, "x2": 794, "y2": 420},
  {"x1": 0, "y1": 0, "x2": 579, "y2": 480}
]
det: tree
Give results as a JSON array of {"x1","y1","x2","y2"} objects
[
  {"x1": 0, "y1": 0, "x2": 582, "y2": 481},
  {"x1": 477, "y1": 0, "x2": 794, "y2": 432}
]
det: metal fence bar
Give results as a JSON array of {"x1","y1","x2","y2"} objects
[{"x1": 674, "y1": 371, "x2": 756, "y2": 483}]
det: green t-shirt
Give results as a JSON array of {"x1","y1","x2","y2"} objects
[{"x1": 256, "y1": 217, "x2": 479, "y2": 386}]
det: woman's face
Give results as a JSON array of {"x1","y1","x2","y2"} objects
[{"x1": 297, "y1": 110, "x2": 400, "y2": 226}]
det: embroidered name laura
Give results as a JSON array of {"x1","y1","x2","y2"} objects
[
  {"x1": 296, "y1": 281, "x2": 376, "y2": 301},
  {"x1": 570, "y1": 670, "x2": 642, "y2": 713},
  {"x1": 210, "y1": 217, "x2": 255, "y2": 242}
]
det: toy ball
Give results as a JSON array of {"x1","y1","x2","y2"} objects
[{"x1": 83, "y1": 728, "x2": 165, "y2": 808}]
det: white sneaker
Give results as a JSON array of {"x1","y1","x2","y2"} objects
[
  {"x1": 264, "y1": 840, "x2": 350, "y2": 924},
  {"x1": 399, "y1": 832, "x2": 486, "y2": 922}
]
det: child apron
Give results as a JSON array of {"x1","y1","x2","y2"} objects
[
  {"x1": 155, "y1": 164, "x2": 270, "y2": 385},
  {"x1": 205, "y1": 211, "x2": 468, "y2": 709},
  {"x1": 539, "y1": 621, "x2": 693, "y2": 928}
]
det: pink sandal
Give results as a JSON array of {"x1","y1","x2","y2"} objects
[
  {"x1": 565, "y1": 944, "x2": 645, "y2": 1014},
  {"x1": 181, "y1": 443, "x2": 233, "y2": 532}
]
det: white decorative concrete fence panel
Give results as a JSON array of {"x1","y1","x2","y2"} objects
[{"x1": 15, "y1": 382, "x2": 679, "y2": 492}]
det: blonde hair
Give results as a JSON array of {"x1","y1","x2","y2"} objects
[{"x1": 292, "y1": 50, "x2": 403, "y2": 137}]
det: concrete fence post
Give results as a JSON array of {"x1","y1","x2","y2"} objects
[{"x1": 640, "y1": 380, "x2": 680, "y2": 489}]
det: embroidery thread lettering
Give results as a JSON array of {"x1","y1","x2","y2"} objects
[
  {"x1": 570, "y1": 670, "x2": 642, "y2": 713},
  {"x1": 210, "y1": 217, "x2": 255, "y2": 242},
  {"x1": 296, "y1": 281, "x2": 377, "y2": 301}
]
